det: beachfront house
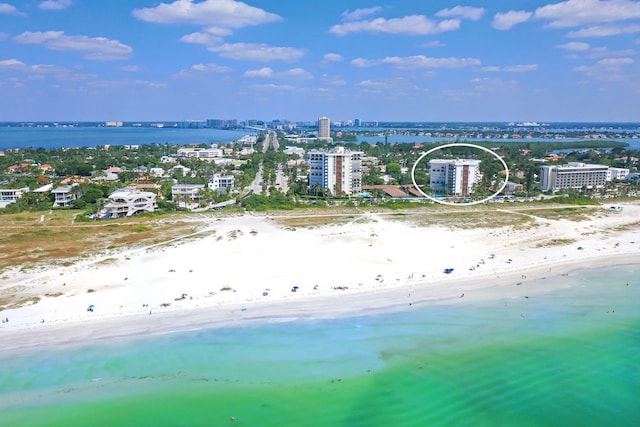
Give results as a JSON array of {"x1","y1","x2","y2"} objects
[
  {"x1": 172, "y1": 184, "x2": 205, "y2": 208},
  {"x1": 52, "y1": 184, "x2": 82, "y2": 207},
  {"x1": 208, "y1": 174, "x2": 235, "y2": 192},
  {"x1": 0, "y1": 187, "x2": 29, "y2": 209},
  {"x1": 98, "y1": 187, "x2": 157, "y2": 218}
]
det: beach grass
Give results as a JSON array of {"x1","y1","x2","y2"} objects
[
  {"x1": 274, "y1": 214, "x2": 358, "y2": 228},
  {"x1": 534, "y1": 238, "x2": 577, "y2": 248},
  {"x1": 385, "y1": 209, "x2": 538, "y2": 230},
  {"x1": 523, "y1": 207, "x2": 596, "y2": 221},
  {"x1": 0, "y1": 211, "x2": 204, "y2": 271}
]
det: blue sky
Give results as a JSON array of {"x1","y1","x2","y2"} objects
[{"x1": 1, "y1": 0, "x2": 640, "y2": 122}]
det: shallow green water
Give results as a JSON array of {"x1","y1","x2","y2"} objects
[{"x1": 1, "y1": 265, "x2": 639, "y2": 426}]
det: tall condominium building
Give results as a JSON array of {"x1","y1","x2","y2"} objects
[
  {"x1": 539, "y1": 162, "x2": 608, "y2": 191},
  {"x1": 429, "y1": 159, "x2": 481, "y2": 196},
  {"x1": 308, "y1": 147, "x2": 362, "y2": 196},
  {"x1": 318, "y1": 116, "x2": 330, "y2": 139}
]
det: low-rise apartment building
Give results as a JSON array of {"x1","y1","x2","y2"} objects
[{"x1": 539, "y1": 162, "x2": 608, "y2": 191}]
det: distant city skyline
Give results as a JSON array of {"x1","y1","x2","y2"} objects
[{"x1": 1, "y1": 1, "x2": 640, "y2": 122}]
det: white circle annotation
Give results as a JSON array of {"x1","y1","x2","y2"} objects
[{"x1": 410, "y1": 143, "x2": 510, "y2": 206}]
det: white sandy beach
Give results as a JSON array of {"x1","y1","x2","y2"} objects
[{"x1": 1, "y1": 203, "x2": 639, "y2": 351}]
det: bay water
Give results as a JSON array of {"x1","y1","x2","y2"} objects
[{"x1": 1, "y1": 264, "x2": 638, "y2": 426}]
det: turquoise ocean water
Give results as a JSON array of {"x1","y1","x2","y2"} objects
[{"x1": 1, "y1": 265, "x2": 639, "y2": 426}]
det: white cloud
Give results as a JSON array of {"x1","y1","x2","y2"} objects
[
  {"x1": 244, "y1": 67, "x2": 312, "y2": 80},
  {"x1": 121, "y1": 65, "x2": 142, "y2": 72},
  {"x1": 557, "y1": 41, "x2": 591, "y2": 51},
  {"x1": 87, "y1": 79, "x2": 166, "y2": 89},
  {"x1": 0, "y1": 77, "x2": 26, "y2": 89},
  {"x1": 329, "y1": 15, "x2": 460, "y2": 36},
  {"x1": 558, "y1": 42, "x2": 636, "y2": 60},
  {"x1": 357, "y1": 79, "x2": 396, "y2": 90},
  {"x1": 0, "y1": 58, "x2": 29, "y2": 70},
  {"x1": 0, "y1": 3, "x2": 24, "y2": 15},
  {"x1": 342, "y1": 7, "x2": 382, "y2": 21},
  {"x1": 208, "y1": 42, "x2": 305, "y2": 61},
  {"x1": 535, "y1": 0, "x2": 640, "y2": 28},
  {"x1": 492, "y1": 10, "x2": 532, "y2": 30},
  {"x1": 172, "y1": 62, "x2": 233, "y2": 78},
  {"x1": 323, "y1": 53, "x2": 344, "y2": 62},
  {"x1": 587, "y1": 47, "x2": 635, "y2": 58},
  {"x1": 0, "y1": 58, "x2": 95, "y2": 80},
  {"x1": 180, "y1": 32, "x2": 223, "y2": 46},
  {"x1": 481, "y1": 64, "x2": 538, "y2": 72},
  {"x1": 320, "y1": 74, "x2": 347, "y2": 86},
  {"x1": 14, "y1": 31, "x2": 132, "y2": 61},
  {"x1": 39, "y1": 0, "x2": 72, "y2": 10},
  {"x1": 567, "y1": 23, "x2": 640, "y2": 37},
  {"x1": 573, "y1": 55, "x2": 634, "y2": 81},
  {"x1": 244, "y1": 67, "x2": 273, "y2": 78},
  {"x1": 133, "y1": 0, "x2": 281, "y2": 32},
  {"x1": 352, "y1": 55, "x2": 480, "y2": 69},
  {"x1": 191, "y1": 63, "x2": 232, "y2": 72},
  {"x1": 419, "y1": 40, "x2": 445, "y2": 48},
  {"x1": 249, "y1": 83, "x2": 295, "y2": 91},
  {"x1": 469, "y1": 77, "x2": 519, "y2": 94},
  {"x1": 435, "y1": 6, "x2": 485, "y2": 21},
  {"x1": 597, "y1": 57, "x2": 634, "y2": 65},
  {"x1": 280, "y1": 68, "x2": 313, "y2": 79}
]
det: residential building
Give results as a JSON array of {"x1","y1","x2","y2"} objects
[
  {"x1": 0, "y1": 187, "x2": 29, "y2": 208},
  {"x1": 149, "y1": 167, "x2": 165, "y2": 177},
  {"x1": 99, "y1": 187, "x2": 157, "y2": 218},
  {"x1": 607, "y1": 167, "x2": 630, "y2": 181},
  {"x1": 169, "y1": 165, "x2": 191, "y2": 176},
  {"x1": 308, "y1": 147, "x2": 362, "y2": 196},
  {"x1": 539, "y1": 162, "x2": 608, "y2": 191},
  {"x1": 283, "y1": 146, "x2": 305, "y2": 157},
  {"x1": 429, "y1": 159, "x2": 482, "y2": 196},
  {"x1": 52, "y1": 184, "x2": 81, "y2": 207},
  {"x1": 318, "y1": 116, "x2": 330, "y2": 139},
  {"x1": 208, "y1": 173, "x2": 235, "y2": 191},
  {"x1": 60, "y1": 176, "x2": 91, "y2": 185},
  {"x1": 172, "y1": 184, "x2": 205, "y2": 206},
  {"x1": 176, "y1": 147, "x2": 223, "y2": 158},
  {"x1": 160, "y1": 156, "x2": 177, "y2": 164}
]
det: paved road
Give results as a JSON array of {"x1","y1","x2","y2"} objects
[
  {"x1": 248, "y1": 164, "x2": 264, "y2": 194},
  {"x1": 275, "y1": 164, "x2": 289, "y2": 194},
  {"x1": 262, "y1": 131, "x2": 279, "y2": 153}
]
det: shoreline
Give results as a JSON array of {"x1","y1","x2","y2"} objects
[
  {"x1": 1, "y1": 253, "x2": 637, "y2": 355},
  {"x1": 1, "y1": 204, "x2": 639, "y2": 353}
]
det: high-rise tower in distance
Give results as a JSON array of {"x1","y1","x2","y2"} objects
[{"x1": 318, "y1": 116, "x2": 330, "y2": 139}]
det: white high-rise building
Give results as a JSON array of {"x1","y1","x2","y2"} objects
[
  {"x1": 539, "y1": 163, "x2": 608, "y2": 191},
  {"x1": 308, "y1": 147, "x2": 362, "y2": 196},
  {"x1": 318, "y1": 116, "x2": 330, "y2": 139},
  {"x1": 429, "y1": 159, "x2": 481, "y2": 196}
]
